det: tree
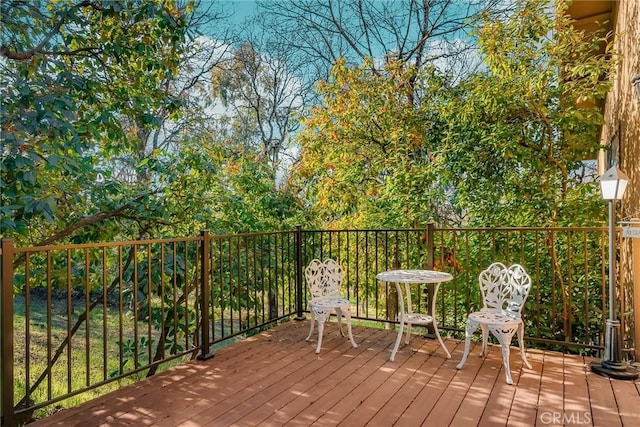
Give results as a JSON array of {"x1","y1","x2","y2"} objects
[
  {"x1": 210, "y1": 34, "x2": 307, "y2": 182},
  {"x1": 426, "y1": 0, "x2": 615, "y2": 343},
  {"x1": 292, "y1": 0, "x2": 615, "y2": 232},
  {"x1": 437, "y1": 0, "x2": 615, "y2": 227},
  {"x1": 259, "y1": 0, "x2": 515, "y2": 229},
  {"x1": 259, "y1": 0, "x2": 513, "y2": 97},
  {"x1": 291, "y1": 57, "x2": 455, "y2": 229},
  {"x1": 1, "y1": 0, "x2": 193, "y2": 243}
]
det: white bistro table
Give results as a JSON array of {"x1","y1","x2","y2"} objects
[{"x1": 376, "y1": 269, "x2": 453, "y2": 361}]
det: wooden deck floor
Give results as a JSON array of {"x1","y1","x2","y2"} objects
[{"x1": 32, "y1": 321, "x2": 640, "y2": 426}]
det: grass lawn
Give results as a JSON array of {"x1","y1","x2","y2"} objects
[{"x1": 12, "y1": 291, "x2": 192, "y2": 421}]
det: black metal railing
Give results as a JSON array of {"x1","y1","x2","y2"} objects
[
  {"x1": 1, "y1": 225, "x2": 630, "y2": 425},
  {"x1": 298, "y1": 226, "x2": 617, "y2": 352}
]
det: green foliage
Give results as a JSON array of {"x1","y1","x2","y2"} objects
[
  {"x1": 1, "y1": 0, "x2": 191, "y2": 241},
  {"x1": 1, "y1": 0, "x2": 306, "y2": 247},
  {"x1": 293, "y1": 0, "x2": 614, "y2": 229},
  {"x1": 436, "y1": 0, "x2": 614, "y2": 227},
  {"x1": 293, "y1": 58, "x2": 451, "y2": 229}
]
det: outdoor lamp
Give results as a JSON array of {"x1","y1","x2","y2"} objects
[
  {"x1": 591, "y1": 165, "x2": 639, "y2": 380},
  {"x1": 598, "y1": 166, "x2": 628, "y2": 200}
]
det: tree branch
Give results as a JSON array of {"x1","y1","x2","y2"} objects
[
  {"x1": 12, "y1": 193, "x2": 154, "y2": 269},
  {"x1": 0, "y1": 0, "x2": 95, "y2": 61}
]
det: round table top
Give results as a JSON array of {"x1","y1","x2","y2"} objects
[{"x1": 376, "y1": 269, "x2": 453, "y2": 283}]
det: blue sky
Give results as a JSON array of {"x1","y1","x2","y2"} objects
[
  {"x1": 204, "y1": 0, "x2": 260, "y2": 26},
  {"x1": 226, "y1": 0, "x2": 259, "y2": 21}
]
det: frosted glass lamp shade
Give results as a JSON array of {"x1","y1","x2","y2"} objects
[{"x1": 598, "y1": 166, "x2": 629, "y2": 200}]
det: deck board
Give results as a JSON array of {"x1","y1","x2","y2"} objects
[
  {"x1": 30, "y1": 321, "x2": 640, "y2": 427},
  {"x1": 368, "y1": 341, "x2": 462, "y2": 426},
  {"x1": 423, "y1": 341, "x2": 487, "y2": 426},
  {"x1": 563, "y1": 353, "x2": 594, "y2": 427},
  {"x1": 586, "y1": 361, "x2": 624, "y2": 427},
  {"x1": 393, "y1": 349, "x2": 458, "y2": 425},
  {"x1": 308, "y1": 328, "x2": 404, "y2": 425},
  {"x1": 263, "y1": 328, "x2": 388, "y2": 426},
  {"x1": 535, "y1": 348, "x2": 565, "y2": 427},
  {"x1": 506, "y1": 349, "x2": 543, "y2": 426},
  {"x1": 449, "y1": 344, "x2": 501, "y2": 427},
  {"x1": 610, "y1": 376, "x2": 640, "y2": 427},
  {"x1": 478, "y1": 342, "x2": 534, "y2": 427}
]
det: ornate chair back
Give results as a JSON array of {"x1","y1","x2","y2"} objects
[
  {"x1": 305, "y1": 259, "x2": 344, "y2": 300},
  {"x1": 479, "y1": 262, "x2": 531, "y2": 318}
]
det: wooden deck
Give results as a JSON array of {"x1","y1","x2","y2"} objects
[{"x1": 32, "y1": 321, "x2": 640, "y2": 426}]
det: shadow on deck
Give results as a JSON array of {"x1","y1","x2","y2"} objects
[{"x1": 31, "y1": 321, "x2": 640, "y2": 426}]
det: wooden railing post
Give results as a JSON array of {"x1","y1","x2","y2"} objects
[
  {"x1": 427, "y1": 223, "x2": 435, "y2": 270},
  {"x1": 197, "y1": 231, "x2": 214, "y2": 360},
  {"x1": 294, "y1": 226, "x2": 305, "y2": 320},
  {"x1": 1, "y1": 238, "x2": 15, "y2": 426}
]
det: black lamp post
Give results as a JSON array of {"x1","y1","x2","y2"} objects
[{"x1": 590, "y1": 165, "x2": 639, "y2": 380}]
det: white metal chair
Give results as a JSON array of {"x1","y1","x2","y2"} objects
[
  {"x1": 456, "y1": 262, "x2": 533, "y2": 384},
  {"x1": 305, "y1": 259, "x2": 358, "y2": 353}
]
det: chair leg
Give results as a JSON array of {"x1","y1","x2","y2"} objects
[
  {"x1": 306, "y1": 309, "x2": 316, "y2": 341},
  {"x1": 480, "y1": 324, "x2": 489, "y2": 357},
  {"x1": 493, "y1": 327, "x2": 517, "y2": 385},
  {"x1": 517, "y1": 322, "x2": 532, "y2": 369},
  {"x1": 456, "y1": 318, "x2": 478, "y2": 369},
  {"x1": 315, "y1": 311, "x2": 327, "y2": 354},
  {"x1": 500, "y1": 341, "x2": 513, "y2": 385},
  {"x1": 335, "y1": 307, "x2": 345, "y2": 336},
  {"x1": 343, "y1": 309, "x2": 357, "y2": 349}
]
